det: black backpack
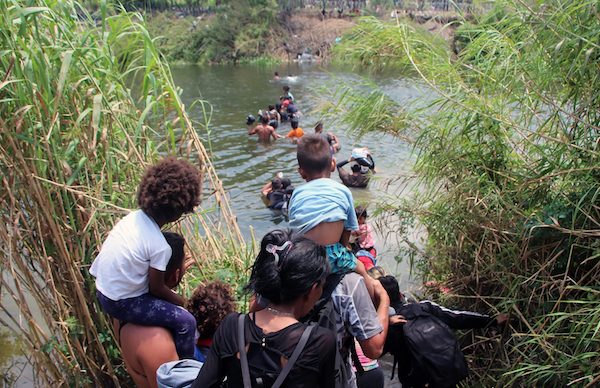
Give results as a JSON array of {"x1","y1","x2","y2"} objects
[
  {"x1": 299, "y1": 273, "x2": 355, "y2": 388},
  {"x1": 388, "y1": 302, "x2": 469, "y2": 388}
]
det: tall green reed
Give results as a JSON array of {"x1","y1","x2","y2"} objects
[
  {"x1": 0, "y1": 0, "x2": 248, "y2": 385},
  {"x1": 318, "y1": 1, "x2": 600, "y2": 386}
]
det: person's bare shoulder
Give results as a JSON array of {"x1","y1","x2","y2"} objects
[{"x1": 120, "y1": 324, "x2": 179, "y2": 388}]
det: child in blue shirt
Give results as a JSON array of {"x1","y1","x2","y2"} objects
[{"x1": 289, "y1": 134, "x2": 374, "y2": 298}]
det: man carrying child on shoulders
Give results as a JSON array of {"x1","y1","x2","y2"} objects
[{"x1": 288, "y1": 134, "x2": 389, "y2": 388}]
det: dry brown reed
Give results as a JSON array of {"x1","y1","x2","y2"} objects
[{"x1": 0, "y1": 0, "x2": 248, "y2": 386}]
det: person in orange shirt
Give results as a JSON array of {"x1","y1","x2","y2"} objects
[{"x1": 285, "y1": 117, "x2": 304, "y2": 141}]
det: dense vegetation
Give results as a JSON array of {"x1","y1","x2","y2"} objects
[
  {"x1": 145, "y1": 0, "x2": 282, "y2": 64},
  {"x1": 0, "y1": 0, "x2": 249, "y2": 385},
  {"x1": 322, "y1": 1, "x2": 600, "y2": 386}
]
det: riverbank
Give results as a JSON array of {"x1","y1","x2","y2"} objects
[{"x1": 145, "y1": 8, "x2": 465, "y2": 64}]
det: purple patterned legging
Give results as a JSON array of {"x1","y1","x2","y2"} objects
[{"x1": 97, "y1": 290, "x2": 196, "y2": 359}]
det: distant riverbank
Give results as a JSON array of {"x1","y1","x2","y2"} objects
[{"x1": 143, "y1": 7, "x2": 466, "y2": 65}]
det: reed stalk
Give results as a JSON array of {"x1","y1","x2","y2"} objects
[{"x1": 0, "y1": 0, "x2": 248, "y2": 385}]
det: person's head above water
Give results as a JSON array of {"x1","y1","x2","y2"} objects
[
  {"x1": 271, "y1": 177, "x2": 282, "y2": 190},
  {"x1": 137, "y1": 157, "x2": 201, "y2": 225},
  {"x1": 186, "y1": 280, "x2": 236, "y2": 341},
  {"x1": 297, "y1": 134, "x2": 334, "y2": 180},
  {"x1": 268, "y1": 104, "x2": 275, "y2": 111},
  {"x1": 314, "y1": 122, "x2": 323, "y2": 133},
  {"x1": 281, "y1": 177, "x2": 292, "y2": 188},
  {"x1": 351, "y1": 164, "x2": 362, "y2": 173},
  {"x1": 247, "y1": 229, "x2": 329, "y2": 306},
  {"x1": 260, "y1": 114, "x2": 270, "y2": 124},
  {"x1": 283, "y1": 85, "x2": 290, "y2": 93},
  {"x1": 291, "y1": 117, "x2": 299, "y2": 129}
]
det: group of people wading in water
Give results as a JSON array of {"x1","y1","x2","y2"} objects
[
  {"x1": 254, "y1": 86, "x2": 378, "y2": 218},
  {"x1": 90, "y1": 83, "x2": 509, "y2": 388}
]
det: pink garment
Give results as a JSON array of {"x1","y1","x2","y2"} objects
[
  {"x1": 358, "y1": 223, "x2": 376, "y2": 249},
  {"x1": 352, "y1": 339, "x2": 379, "y2": 372}
]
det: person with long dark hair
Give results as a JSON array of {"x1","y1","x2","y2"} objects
[{"x1": 192, "y1": 229, "x2": 335, "y2": 388}]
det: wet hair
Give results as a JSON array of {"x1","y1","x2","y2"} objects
[
  {"x1": 247, "y1": 229, "x2": 329, "y2": 305},
  {"x1": 275, "y1": 72, "x2": 279, "y2": 76},
  {"x1": 186, "y1": 280, "x2": 237, "y2": 340},
  {"x1": 326, "y1": 134, "x2": 333, "y2": 144},
  {"x1": 314, "y1": 122, "x2": 323, "y2": 133},
  {"x1": 281, "y1": 178, "x2": 291, "y2": 188},
  {"x1": 271, "y1": 178, "x2": 282, "y2": 190},
  {"x1": 291, "y1": 118, "x2": 299, "y2": 129},
  {"x1": 367, "y1": 265, "x2": 387, "y2": 279},
  {"x1": 283, "y1": 85, "x2": 290, "y2": 92},
  {"x1": 297, "y1": 134, "x2": 333, "y2": 175},
  {"x1": 137, "y1": 157, "x2": 201, "y2": 223},
  {"x1": 355, "y1": 206, "x2": 368, "y2": 219},
  {"x1": 351, "y1": 164, "x2": 362, "y2": 173},
  {"x1": 379, "y1": 275, "x2": 401, "y2": 305},
  {"x1": 163, "y1": 232, "x2": 186, "y2": 279},
  {"x1": 268, "y1": 104, "x2": 275, "y2": 111},
  {"x1": 276, "y1": 102, "x2": 283, "y2": 112},
  {"x1": 260, "y1": 114, "x2": 269, "y2": 124}
]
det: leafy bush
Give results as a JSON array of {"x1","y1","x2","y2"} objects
[{"x1": 320, "y1": 1, "x2": 600, "y2": 386}]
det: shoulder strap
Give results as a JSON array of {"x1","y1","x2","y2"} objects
[
  {"x1": 271, "y1": 325, "x2": 314, "y2": 388},
  {"x1": 238, "y1": 314, "x2": 252, "y2": 388}
]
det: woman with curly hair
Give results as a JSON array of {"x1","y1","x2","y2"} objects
[
  {"x1": 186, "y1": 281, "x2": 237, "y2": 363},
  {"x1": 90, "y1": 157, "x2": 202, "y2": 359}
]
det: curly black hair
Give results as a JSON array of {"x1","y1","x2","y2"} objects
[
  {"x1": 186, "y1": 281, "x2": 237, "y2": 340},
  {"x1": 137, "y1": 157, "x2": 201, "y2": 223}
]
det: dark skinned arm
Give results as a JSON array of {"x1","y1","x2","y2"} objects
[
  {"x1": 148, "y1": 268, "x2": 184, "y2": 306},
  {"x1": 358, "y1": 280, "x2": 390, "y2": 359}
]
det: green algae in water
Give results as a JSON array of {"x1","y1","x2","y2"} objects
[{"x1": 0, "y1": 329, "x2": 22, "y2": 382}]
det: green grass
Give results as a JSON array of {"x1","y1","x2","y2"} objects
[{"x1": 318, "y1": 1, "x2": 600, "y2": 386}]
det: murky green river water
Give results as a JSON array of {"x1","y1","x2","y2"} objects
[{"x1": 171, "y1": 62, "x2": 425, "y2": 291}]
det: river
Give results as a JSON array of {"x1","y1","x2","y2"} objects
[
  {"x1": 171, "y1": 62, "x2": 424, "y2": 295},
  {"x1": 172, "y1": 62, "x2": 421, "y2": 388},
  {"x1": 1, "y1": 62, "x2": 423, "y2": 387}
]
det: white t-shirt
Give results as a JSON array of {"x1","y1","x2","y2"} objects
[{"x1": 89, "y1": 210, "x2": 172, "y2": 301}]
